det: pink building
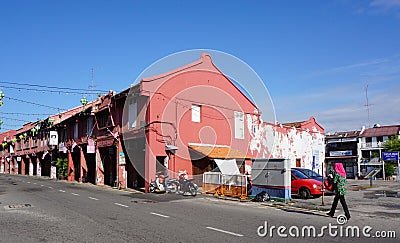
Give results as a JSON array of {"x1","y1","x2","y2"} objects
[
  {"x1": 123, "y1": 53, "x2": 260, "y2": 189},
  {"x1": 0, "y1": 130, "x2": 16, "y2": 174}
]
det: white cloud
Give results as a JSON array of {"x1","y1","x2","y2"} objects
[
  {"x1": 309, "y1": 58, "x2": 389, "y2": 77},
  {"x1": 370, "y1": 0, "x2": 400, "y2": 8}
]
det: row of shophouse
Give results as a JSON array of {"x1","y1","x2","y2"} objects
[
  {"x1": 0, "y1": 53, "x2": 326, "y2": 191},
  {"x1": 325, "y1": 124, "x2": 400, "y2": 179}
]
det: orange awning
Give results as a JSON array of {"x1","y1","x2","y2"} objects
[{"x1": 188, "y1": 144, "x2": 251, "y2": 159}]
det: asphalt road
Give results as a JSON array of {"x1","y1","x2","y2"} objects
[{"x1": 0, "y1": 174, "x2": 398, "y2": 242}]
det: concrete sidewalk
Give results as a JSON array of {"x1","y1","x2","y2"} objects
[
  {"x1": 267, "y1": 179, "x2": 400, "y2": 218},
  {"x1": 203, "y1": 179, "x2": 400, "y2": 220}
]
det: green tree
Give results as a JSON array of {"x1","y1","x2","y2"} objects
[
  {"x1": 384, "y1": 136, "x2": 400, "y2": 152},
  {"x1": 385, "y1": 163, "x2": 395, "y2": 177},
  {"x1": 55, "y1": 158, "x2": 68, "y2": 179}
]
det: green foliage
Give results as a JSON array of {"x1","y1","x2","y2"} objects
[
  {"x1": 54, "y1": 157, "x2": 68, "y2": 179},
  {"x1": 384, "y1": 136, "x2": 400, "y2": 152},
  {"x1": 371, "y1": 152, "x2": 379, "y2": 158},
  {"x1": 385, "y1": 163, "x2": 395, "y2": 177}
]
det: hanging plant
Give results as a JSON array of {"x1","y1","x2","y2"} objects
[
  {"x1": 23, "y1": 132, "x2": 27, "y2": 138},
  {"x1": 31, "y1": 127, "x2": 37, "y2": 136},
  {"x1": 19, "y1": 134, "x2": 24, "y2": 140},
  {"x1": 80, "y1": 96, "x2": 88, "y2": 112},
  {"x1": 0, "y1": 90, "x2": 4, "y2": 107},
  {"x1": 48, "y1": 117, "x2": 55, "y2": 127},
  {"x1": 1, "y1": 142, "x2": 6, "y2": 148},
  {"x1": 12, "y1": 138, "x2": 17, "y2": 144}
]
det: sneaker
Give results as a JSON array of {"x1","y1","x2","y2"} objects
[{"x1": 326, "y1": 212, "x2": 334, "y2": 217}]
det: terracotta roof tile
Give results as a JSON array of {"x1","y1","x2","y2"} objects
[{"x1": 360, "y1": 125, "x2": 400, "y2": 137}]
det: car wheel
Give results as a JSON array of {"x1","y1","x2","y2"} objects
[{"x1": 299, "y1": 188, "x2": 311, "y2": 199}]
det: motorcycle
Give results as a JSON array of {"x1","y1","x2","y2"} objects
[
  {"x1": 174, "y1": 170, "x2": 198, "y2": 196},
  {"x1": 148, "y1": 172, "x2": 178, "y2": 193}
]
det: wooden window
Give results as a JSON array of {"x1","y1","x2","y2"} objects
[
  {"x1": 129, "y1": 99, "x2": 137, "y2": 129},
  {"x1": 192, "y1": 104, "x2": 201, "y2": 123},
  {"x1": 234, "y1": 111, "x2": 244, "y2": 139},
  {"x1": 74, "y1": 123, "x2": 79, "y2": 140},
  {"x1": 87, "y1": 117, "x2": 94, "y2": 136},
  {"x1": 97, "y1": 111, "x2": 109, "y2": 129}
]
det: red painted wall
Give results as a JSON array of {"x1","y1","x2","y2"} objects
[{"x1": 140, "y1": 54, "x2": 259, "y2": 181}]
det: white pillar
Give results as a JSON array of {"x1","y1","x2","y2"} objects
[{"x1": 29, "y1": 160, "x2": 33, "y2": 176}]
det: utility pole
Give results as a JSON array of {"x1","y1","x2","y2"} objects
[
  {"x1": 88, "y1": 67, "x2": 95, "y2": 101},
  {"x1": 365, "y1": 85, "x2": 371, "y2": 128}
]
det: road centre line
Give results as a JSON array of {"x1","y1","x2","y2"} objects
[
  {"x1": 41, "y1": 185, "x2": 44, "y2": 187},
  {"x1": 59, "y1": 190, "x2": 66, "y2": 192},
  {"x1": 27, "y1": 182, "x2": 31, "y2": 184},
  {"x1": 114, "y1": 203, "x2": 129, "y2": 208},
  {"x1": 71, "y1": 193, "x2": 80, "y2": 196},
  {"x1": 150, "y1": 212, "x2": 170, "y2": 218},
  {"x1": 48, "y1": 186, "x2": 54, "y2": 189},
  {"x1": 206, "y1": 226, "x2": 244, "y2": 237},
  {"x1": 88, "y1": 197, "x2": 99, "y2": 201}
]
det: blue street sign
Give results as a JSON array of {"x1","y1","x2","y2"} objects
[{"x1": 382, "y1": 152, "x2": 399, "y2": 161}]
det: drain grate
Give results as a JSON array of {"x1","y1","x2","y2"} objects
[{"x1": 5, "y1": 204, "x2": 32, "y2": 210}]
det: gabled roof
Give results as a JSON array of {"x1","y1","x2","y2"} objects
[
  {"x1": 359, "y1": 125, "x2": 400, "y2": 137},
  {"x1": 140, "y1": 53, "x2": 259, "y2": 112},
  {"x1": 282, "y1": 121, "x2": 303, "y2": 128},
  {"x1": 282, "y1": 116, "x2": 324, "y2": 132}
]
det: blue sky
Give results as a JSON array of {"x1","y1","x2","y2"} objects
[{"x1": 1, "y1": 0, "x2": 400, "y2": 134}]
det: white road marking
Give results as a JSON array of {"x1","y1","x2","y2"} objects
[
  {"x1": 59, "y1": 190, "x2": 66, "y2": 193},
  {"x1": 41, "y1": 185, "x2": 44, "y2": 187},
  {"x1": 206, "y1": 226, "x2": 244, "y2": 237},
  {"x1": 150, "y1": 212, "x2": 170, "y2": 218},
  {"x1": 88, "y1": 197, "x2": 99, "y2": 201},
  {"x1": 71, "y1": 193, "x2": 80, "y2": 196},
  {"x1": 27, "y1": 182, "x2": 31, "y2": 184},
  {"x1": 48, "y1": 186, "x2": 54, "y2": 189},
  {"x1": 33, "y1": 183, "x2": 37, "y2": 185},
  {"x1": 114, "y1": 203, "x2": 129, "y2": 208}
]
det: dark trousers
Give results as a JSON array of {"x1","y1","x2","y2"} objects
[{"x1": 329, "y1": 193, "x2": 350, "y2": 219}]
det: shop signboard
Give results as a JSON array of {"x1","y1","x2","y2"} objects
[{"x1": 382, "y1": 152, "x2": 399, "y2": 161}]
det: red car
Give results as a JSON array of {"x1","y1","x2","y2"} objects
[{"x1": 291, "y1": 169, "x2": 322, "y2": 199}]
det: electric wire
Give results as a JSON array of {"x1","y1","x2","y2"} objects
[
  {"x1": 0, "y1": 85, "x2": 100, "y2": 95},
  {"x1": 0, "y1": 117, "x2": 31, "y2": 123},
  {"x1": 0, "y1": 112, "x2": 53, "y2": 116},
  {"x1": 4, "y1": 97, "x2": 66, "y2": 111},
  {"x1": 1, "y1": 81, "x2": 109, "y2": 93}
]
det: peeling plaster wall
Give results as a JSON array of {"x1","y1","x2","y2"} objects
[{"x1": 247, "y1": 114, "x2": 325, "y2": 172}]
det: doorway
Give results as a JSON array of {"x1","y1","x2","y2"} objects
[
  {"x1": 71, "y1": 147, "x2": 81, "y2": 181},
  {"x1": 100, "y1": 147, "x2": 116, "y2": 187},
  {"x1": 296, "y1": 158, "x2": 301, "y2": 167}
]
